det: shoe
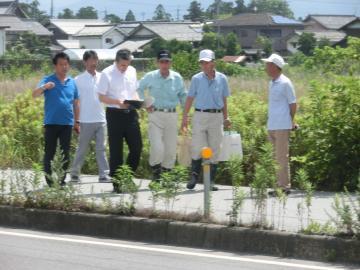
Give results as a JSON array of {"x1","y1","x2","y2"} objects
[
  {"x1": 211, "y1": 186, "x2": 219, "y2": 191},
  {"x1": 268, "y1": 189, "x2": 291, "y2": 196},
  {"x1": 151, "y1": 164, "x2": 162, "y2": 182},
  {"x1": 210, "y1": 164, "x2": 218, "y2": 192},
  {"x1": 99, "y1": 176, "x2": 112, "y2": 183},
  {"x1": 186, "y1": 159, "x2": 202, "y2": 190},
  {"x1": 70, "y1": 175, "x2": 80, "y2": 183}
]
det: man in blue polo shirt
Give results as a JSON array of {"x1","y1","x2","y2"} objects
[
  {"x1": 181, "y1": 49, "x2": 231, "y2": 191},
  {"x1": 261, "y1": 53, "x2": 297, "y2": 195},
  {"x1": 33, "y1": 52, "x2": 79, "y2": 187},
  {"x1": 138, "y1": 49, "x2": 186, "y2": 181}
]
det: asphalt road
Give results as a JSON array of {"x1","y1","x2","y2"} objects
[{"x1": 0, "y1": 227, "x2": 357, "y2": 270}]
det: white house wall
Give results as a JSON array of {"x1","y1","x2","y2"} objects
[
  {"x1": 78, "y1": 37, "x2": 102, "y2": 49},
  {"x1": 102, "y1": 31, "x2": 125, "y2": 49}
]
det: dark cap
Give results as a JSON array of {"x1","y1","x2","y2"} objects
[{"x1": 157, "y1": 49, "x2": 171, "y2": 61}]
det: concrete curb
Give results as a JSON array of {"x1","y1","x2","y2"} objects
[{"x1": 0, "y1": 205, "x2": 359, "y2": 264}]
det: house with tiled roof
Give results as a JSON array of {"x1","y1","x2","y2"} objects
[
  {"x1": 213, "y1": 13, "x2": 304, "y2": 53},
  {"x1": 0, "y1": 0, "x2": 28, "y2": 18}
]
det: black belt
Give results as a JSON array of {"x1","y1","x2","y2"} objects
[
  {"x1": 106, "y1": 107, "x2": 134, "y2": 113},
  {"x1": 195, "y1": 108, "x2": 222, "y2": 113},
  {"x1": 154, "y1": 108, "x2": 176, "y2": 112}
]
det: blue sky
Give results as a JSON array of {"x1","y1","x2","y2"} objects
[{"x1": 32, "y1": 0, "x2": 360, "y2": 20}]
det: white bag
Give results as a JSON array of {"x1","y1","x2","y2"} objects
[
  {"x1": 218, "y1": 131, "x2": 243, "y2": 161},
  {"x1": 177, "y1": 135, "x2": 192, "y2": 167}
]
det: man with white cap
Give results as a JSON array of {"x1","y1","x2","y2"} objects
[
  {"x1": 181, "y1": 49, "x2": 231, "y2": 191},
  {"x1": 261, "y1": 53, "x2": 297, "y2": 195},
  {"x1": 138, "y1": 49, "x2": 187, "y2": 181}
]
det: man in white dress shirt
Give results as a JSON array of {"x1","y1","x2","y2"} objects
[
  {"x1": 97, "y1": 49, "x2": 142, "y2": 179},
  {"x1": 70, "y1": 50, "x2": 110, "y2": 183}
]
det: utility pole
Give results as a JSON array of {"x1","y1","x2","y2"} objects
[
  {"x1": 50, "y1": 0, "x2": 54, "y2": 19},
  {"x1": 176, "y1": 7, "x2": 180, "y2": 21},
  {"x1": 217, "y1": 0, "x2": 220, "y2": 49}
]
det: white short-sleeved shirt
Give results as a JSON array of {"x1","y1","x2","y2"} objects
[
  {"x1": 267, "y1": 74, "x2": 296, "y2": 130},
  {"x1": 75, "y1": 71, "x2": 105, "y2": 123},
  {"x1": 97, "y1": 64, "x2": 138, "y2": 108}
]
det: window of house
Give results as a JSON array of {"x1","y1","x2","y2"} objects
[
  {"x1": 241, "y1": 30, "x2": 248, "y2": 37},
  {"x1": 259, "y1": 29, "x2": 282, "y2": 38},
  {"x1": 105, "y1": 38, "x2": 113, "y2": 44}
]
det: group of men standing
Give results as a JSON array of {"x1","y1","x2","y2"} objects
[{"x1": 33, "y1": 48, "x2": 296, "y2": 194}]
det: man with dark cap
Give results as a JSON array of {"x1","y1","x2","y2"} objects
[{"x1": 138, "y1": 49, "x2": 186, "y2": 181}]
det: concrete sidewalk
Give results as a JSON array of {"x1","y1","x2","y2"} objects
[
  {"x1": 0, "y1": 169, "x2": 354, "y2": 233},
  {"x1": 69, "y1": 175, "x2": 346, "y2": 233}
]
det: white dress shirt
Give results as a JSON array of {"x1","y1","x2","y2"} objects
[
  {"x1": 97, "y1": 64, "x2": 138, "y2": 108},
  {"x1": 75, "y1": 70, "x2": 106, "y2": 123}
]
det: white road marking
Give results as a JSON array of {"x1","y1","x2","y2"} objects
[{"x1": 0, "y1": 230, "x2": 347, "y2": 270}]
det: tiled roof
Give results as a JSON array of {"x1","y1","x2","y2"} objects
[
  {"x1": 112, "y1": 39, "x2": 153, "y2": 52},
  {"x1": 305, "y1": 15, "x2": 357, "y2": 30},
  {"x1": 50, "y1": 19, "x2": 108, "y2": 35},
  {"x1": 141, "y1": 22, "x2": 202, "y2": 41},
  {"x1": 214, "y1": 13, "x2": 302, "y2": 27},
  {"x1": 0, "y1": 15, "x2": 52, "y2": 35}
]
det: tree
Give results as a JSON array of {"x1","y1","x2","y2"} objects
[
  {"x1": 19, "y1": 0, "x2": 50, "y2": 26},
  {"x1": 225, "y1": 32, "x2": 241, "y2": 55},
  {"x1": 233, "y1": 0, "x2": 248, "y2": 14},
  {"x1": 152, "y1": 4, "x2": 172, "y2": 21},
  {"x1": 206, "y1": 0, "x2": 234, "y2": 19},
  {"x1": 105, "y1": 14, "x2": 123, "y2": 23},
  {"x1": 317, "y1": 37, "x2": 331, "y2": 49},
  {"x1": 248, "y1": 0, "x2": 294, "y2": 18},
  {"x1": 125, "y1": 10, "x2": 136, "y2": 21},
  {"x1": 183, "y1": 1, "x2": 204, "y2": 22},
  {"x1": 57, "y1": 8, "x2": 75, "y2": 19},
  {"x1": 298, "y1": 32, "x2": 316, "y2": 56},
  {"x1": 76, "y1": 6, "x2": 98, "y2": 19},
  {"x1": 4, "y1": 32, "x2": 50, "y2": 59},
  {"x1": 255, "y1": 36, "x2": 273, "y2": 56}
]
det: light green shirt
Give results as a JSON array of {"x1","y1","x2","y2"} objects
[{"x1": 138, "y1": 69, "x2": 187, "y2": 109}]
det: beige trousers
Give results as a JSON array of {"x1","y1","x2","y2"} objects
[
  {"x1": 148, "y1": 111, "x2": 178, "y2": 169},
  {"x1": 191, "y1": 112, "x2": 224, "y2": 163},
  {"x1": 268, "y1": 130, "x2": 291, "y2": 189}
]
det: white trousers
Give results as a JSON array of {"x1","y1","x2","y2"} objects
[
  {"x1": 191, "y1": 111, "x2": 224, "y2": 163},
  {"x1": 148, "y1": 111, "x2": 178, "y2": 169}
]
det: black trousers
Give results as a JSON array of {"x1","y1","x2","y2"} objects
[
  {"x1": 43, "y1": 125, "x2": 72, "y2": 186},
  {"x1": 106, "y1": 108, "x2": 142, "y2": 177}
]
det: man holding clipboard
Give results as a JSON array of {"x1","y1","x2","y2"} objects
[{"x1": 97, "y1": 49, "x2": 143, "y2": 180}]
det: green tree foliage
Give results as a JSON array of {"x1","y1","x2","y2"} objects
[
  {"x1": 305, "y1": 37, "x2": 360, "y2": 74},
  {"x1": 248, "y1": 0, "x2": 294, "y2": 18},
  {"x1": 57, "y1": 8, "x2": 75, "y2": 19},
  {"x1": 3, "y1": 32, "x2": 50, "y2": 59},
  {"x1": 317, "y1": 37, "x2": 331, "y2": 49},
  {"x1": 19, "y1": 0, "x2": 50, "y2": 26},
  {"x1": 125, "y1": 10, "x2": 136, "y2": 21},
  {"x1": 225, "y1": 32, "x2": 241, "y2": 55},
  {"x1": 152, "y1": 4, "x2": 172, "y2": 21},
  {"x1": 292, "y1": 77, "x2": 360, "y2": 191},
  {"x1": 105, "y1": 13, "x2": 123, "y2": 23},
  {"x1": 255, "y1": 36, "x2": 273, "y2": 56},
  {"x1": 142, "y1": 38, "x2": 192, "y2": 58},
  {"x1": 184, "y1": 1, "x2": 204, "y2": 22},
  {"x1": 233, "y1": 0, "x2": 248, "y2": 14},
  {"x1": 206, "y1": 0, "x2": 234, "y2": 19},
  {"x1": 76, "y1": 6, "x2": 98, "y2": 19},
  {"x1": 298, "y1": 32, "x2": 317, "y2": 56}
]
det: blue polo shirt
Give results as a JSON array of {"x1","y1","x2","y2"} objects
[
  {"x1": 188, "y1": 71, "x2": 230, "y2": 110},
  {"x1": 38, "y1": 74, "x2": 79, "y2": 125},
  {"x1": 138, "y1": 69, "x2": 187, "y2": 109}
]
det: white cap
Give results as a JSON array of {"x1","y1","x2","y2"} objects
[
  {"x1": 199, "y1": 49, "x2": 215, "y2": 62},
  {"x1": 261, "y1": 53, "x2": 287, "y2": 69}
]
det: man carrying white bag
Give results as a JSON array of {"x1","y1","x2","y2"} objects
[{"x1": 218, "y1": 131, "x2": 243, "y2": 161}]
